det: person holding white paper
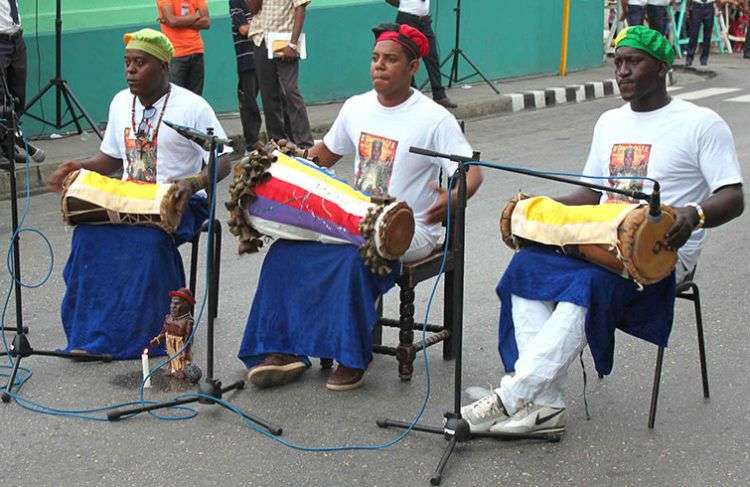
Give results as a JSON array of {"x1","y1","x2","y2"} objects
[{"x1": 246, "y1": 0, "x2": 313, "y2": 147}]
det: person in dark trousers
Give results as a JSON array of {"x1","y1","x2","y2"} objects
[
  {"x1": 0, "y1": 0, "x2": 45, "y2": 163},
  {"x1": 620, "y1": 1, "x2": 668, "y2": 36},
  {"x1": 621, "y1": 0, "x2": 647, "y2": 26},
  {"x1": 645, "y1": 1, "x2": 669, "y2": 35},
  {"x1": 742, "y1": 1, "x2": 750, "y2": 59},
  {"x1": 157, "y1": 0, "x2": 211, "y2": 95},
  {"x1": 245, "y1": 0, "x2": 313, "y2": 148},
  {"x1": 230, "y1": 0, "x2": 262, "y2": 151},
  {"x1": 386, "y1": 0, "x2": 457, "y2": 109},
  {"x1": 685, "y1": 0, "x2": 716, "y2": 66}
]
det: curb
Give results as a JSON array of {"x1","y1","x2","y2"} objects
[{"x1": 1, "y1": 78, "x2": 625, "y2": 200}]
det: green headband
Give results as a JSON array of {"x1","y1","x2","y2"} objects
[
  {"x1": 614, "y1": 25, "x2": 674, "y2": 67},
  {"x1": 124, "y1": 28, "x2": 174, "y2": 62}
]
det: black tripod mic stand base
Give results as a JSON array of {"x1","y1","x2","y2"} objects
[
  {"x1": 105, "y1": 378, "x2": 283, "y2": 436},
  {"x1": 1, "y1": 333, "x2": 113, "y2": 403},
  {"x1": 377, "y1": 414, "x2": 561, "y2": 486},
  {"x1": 21, "y1": 0, "x2": 103, "y2": 139},
  {"x1": 104, "y1": 133, "x2": 282, "y2": 438}
]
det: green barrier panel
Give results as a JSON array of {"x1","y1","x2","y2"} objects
[{"x1": 19, "y1": 0, "x2": 603, "y2": 136}]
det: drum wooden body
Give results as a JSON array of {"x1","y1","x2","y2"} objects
[
  {"x1": 500, "y1": 194, "x2": 678, "y2": 285},
  {"x1": 226, "y1": 148, "x2": 415, "y2": 275},
  {"x1": 61, "y1": 169, "x2": 182, "y2": 233}
]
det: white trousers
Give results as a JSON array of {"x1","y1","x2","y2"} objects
[
  {"x1": 497, "y1": 263, "x2": 689, "y2": 415},
  {"x1": 400, "y1": 227, "x2": 436, "y2": 263},
  {"x1": 497, "y1": 295, "x2": 587, "y2": 415}
]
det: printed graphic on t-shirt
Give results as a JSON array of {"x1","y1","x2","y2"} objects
[
  {"x1": 608, "y1": 143, "x2": 651, "y2": 202},
  {"x1": 355, "y1": 132, "x2": 398, "y2": 196},
  {"x1": 124, "y1": 127, "x2": 158, "y2": 182}
]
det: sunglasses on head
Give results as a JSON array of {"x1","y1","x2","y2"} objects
[{"x1": 137, "y1": 106, "x2": 157, "y2": 138}]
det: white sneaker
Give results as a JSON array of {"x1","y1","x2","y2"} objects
[
  {"x1": 460, "y1": 393, "x2": 509, "y2": 433},
  {"x1": 489, "y1": 403, "x2": 565, "y2": 435}
]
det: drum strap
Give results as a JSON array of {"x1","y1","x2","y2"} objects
[{"x1": 107, "y1": 209, "x2": 122, "y2": 224}]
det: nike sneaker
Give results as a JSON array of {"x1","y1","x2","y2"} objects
[
  {"x1": 460, "y1": 392, "x2": 509, "y2": 433},
  {"x1": 489, "y1": 403, "x2": 565, "y2": 435}
]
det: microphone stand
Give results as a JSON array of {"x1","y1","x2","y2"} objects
[
  {"x1": 1, "y1": 76, "x2": 111, "y2": 405},
  {"x1": 419, "y1": 0, "x2": 500, "y2": 94},
  {"x1": 376, "y1": 147, "x2": 660, "y2": 486},
  {"x1": 106, "y1": 128, "x2": 282, "y2": 436},
  {"x1": 21, "y1": 0, "x2": 102, "y2": 139}
]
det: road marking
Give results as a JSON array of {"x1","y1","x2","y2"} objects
[
  {"x1": 524, "y1": 90, "x2": 546, "y2": 108},
  {"x1": 566, "y1": 85, "x2": 585, "y2": 102},
  {"x1": 508, "y1": 93, "x2": 524, "y2": 111},
  {"x1": 673, "y1": 87, "x2": 741, "y2": 100},
  {"x1": 724, "y1": 94, "x2": 750, "y2": 103},
  {"x1": 549, "y1": 87, "x2": 567, "y2": 104},
  {"x1": 666, "y1": 85, "x2": 683, "y2": 92}
]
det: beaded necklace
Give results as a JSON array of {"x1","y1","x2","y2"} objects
[{"x1": 130, "y1": 86, "x2": 171, "y2": 143}]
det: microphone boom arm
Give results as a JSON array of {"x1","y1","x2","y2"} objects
[{"x1": 409, "y1": 146, "x2": 659, "y2": 207}]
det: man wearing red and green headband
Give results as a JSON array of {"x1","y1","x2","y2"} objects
[
  {"x1": 462, "y1": 25, "x2": 743, "y2": 436},
  {"x1": 238, "y1": 23, "x2": 483, "y2": 392}
]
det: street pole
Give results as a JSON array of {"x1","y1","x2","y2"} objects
[{"x1": 560, "y1": 0, "x2": 571, "y2": 76}]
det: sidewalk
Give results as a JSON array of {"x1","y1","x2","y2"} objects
[{"x1": 0, "y1": 60, "x2": 707, "y2": 199}]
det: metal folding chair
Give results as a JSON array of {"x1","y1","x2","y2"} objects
[{"x1": 648, "y1": 267, "x2": 708, "y2": 428}]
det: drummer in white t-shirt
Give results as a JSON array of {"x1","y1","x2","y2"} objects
[
  {"x1": 44, "y1": 29, "x2": 234, "y2": 360},
  {"x1": 240, "y1": 23, "x2": 483, "y2": 392},
  {"x1": 461, "y1": 25, "x2": 743, "y2": 438},
  {"x1": 308, "y1": 22, "x2": 483, "y2": 262}
]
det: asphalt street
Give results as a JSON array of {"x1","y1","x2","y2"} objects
[{"x1": 0, "y1": 57, "x2": 748, "y2": 486}]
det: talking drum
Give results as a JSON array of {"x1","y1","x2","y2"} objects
[
  {"x1": 500, "y1": 194, "x2": 678, "y2": 285},
  {"x1": 61, "y1": 169, "x2": 184, "y2": 233},
  {"x1": 225, "y1": 145, "x2": 415, "y2": 276}
]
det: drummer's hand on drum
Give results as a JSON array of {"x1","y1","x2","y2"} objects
[
  {"x1": 170, "y1": 179, "x2": 193, "y2": 213},
  {"x1": 425, "y1": 182, "x2": 455, "y2": 225},
  {"x1": 46, "y1": 161, "x2": 83, "y2": 193},
  {"x1": 665, "y1": 206, "x2": 699, "y2": 250}
]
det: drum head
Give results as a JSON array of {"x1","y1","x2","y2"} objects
[
  {"x1": 624, "y1": 207, "x2": 678, "y2": 285},
  {"x1": 375, "y1": 203, "x2": 415, "y2": 260}
]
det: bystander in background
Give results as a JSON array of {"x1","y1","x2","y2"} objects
[
  {"x1": 0, "y1": 0, "x2": 45, "y2": 163},
  {"x1": 685, "y1": 0, "x2": 716, "y2": 66},
  {"x1": 157, "y1": 0, "x2": 211, "y2": 94},
  {"x1": 246, "y1": 0, "x2": 313, "y2": 148},
  {"x1": 621, "y1": 0, "x2": 669, "y2": 34},
  {"x1": 230, "y1": 0, "x2": 262, "y2": 151},
  {"x1": 387, "y1": 0, "x2": 457, "y2": 109}
]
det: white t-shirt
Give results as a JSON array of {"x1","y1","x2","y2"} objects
[
  {"x1": 582, "y1": 98, "x2": 743, "y2": 271},
  {"x1": 323, "y1": 89, "x2": 472, "y2": 248},
  {"x1": 0, "y1": 0, "x2": 20, "y2": 34},
  {"x1": 399, "y1": 0, "x2": 430, "y2": 16},
  {"x1": 100, "y1": 83, "x2": 231, "y2": 184},
  {"x1": 647, "y1": 1, "x2": 670, "y2": 6},
  {"x1": 628, "y1": 0, "x2": 647, "y2": 6}
]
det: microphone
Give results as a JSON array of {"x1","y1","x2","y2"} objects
[
  {"x1": 163, "y1": 120, "x2": 230, "y2": 151},
  {"x1": 648, "y1": 181, "x2": 662, "y2": 222}
]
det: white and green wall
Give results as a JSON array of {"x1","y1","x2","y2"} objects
[{"x1": 20, "y1": 0, "x2": 603, "y2": 135}]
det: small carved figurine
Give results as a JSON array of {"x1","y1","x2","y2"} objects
[{"x1": 149, "y1": 288, "x2": 199, "y2": 381}]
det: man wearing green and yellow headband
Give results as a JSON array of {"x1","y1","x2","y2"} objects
[
  {"x1": 44, "y1": 28, "x2": 235, "y2": 359},
  {"x1": 461, "y1": 26, "x2": 743, "y2": 436}
]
